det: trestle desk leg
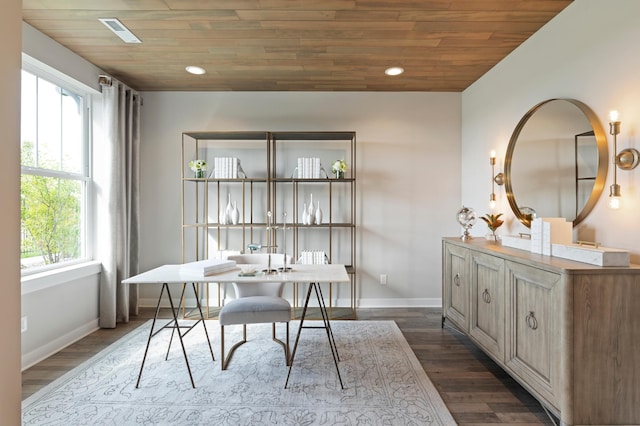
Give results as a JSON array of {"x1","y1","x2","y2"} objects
[
  {"x1": 285, "y1": 283, "x2": 344, "y2": 389},
  {"x1": 136, "y1": 283, "x2": 166, "y2": 388}
]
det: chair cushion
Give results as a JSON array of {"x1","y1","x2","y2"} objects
[{"x1": 219, "y1": 296, "x2": 291, "y2": 326}]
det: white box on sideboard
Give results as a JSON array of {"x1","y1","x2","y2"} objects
[
  {"x1": 530, "y1": 217, "x2": 572, "y2": 255},
  {"x1": 551, "y1": 243, "x2": 630, "y2": 267},
  {"x1": 501, "y1": 235, "x2": 532, "y2": 251}
]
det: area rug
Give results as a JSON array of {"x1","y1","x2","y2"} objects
[{"x1": 22, "y1": 320, "x2": 456, "y2": 425}]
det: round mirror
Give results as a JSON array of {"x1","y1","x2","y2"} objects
[{"x1": 505, "y1": 99, "x2": 608, "y2": 227}]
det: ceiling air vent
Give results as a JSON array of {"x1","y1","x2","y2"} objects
[{"x1": 98, "y1": 18, "x2": 141, "y2": 44}]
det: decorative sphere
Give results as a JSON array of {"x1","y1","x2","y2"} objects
[{"x1": 456, "y1": 206, "x2": 477, "y2": 229}]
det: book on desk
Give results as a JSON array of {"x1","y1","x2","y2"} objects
[{"x1": 179, "y1": 259, "x2": 237, "y2": 276}]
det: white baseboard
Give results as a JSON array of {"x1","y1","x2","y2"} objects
[
  {"x1": 22, "y1": 319, "x2": 100, "y2": 371},
  {"x1": 356, "y1": 298, "x2": 443, "y2": 308},
  {"x1": 139, "y1": 297, "x2": 443, "y2": 309}
]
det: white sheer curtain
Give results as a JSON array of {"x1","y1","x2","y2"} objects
[{"x1": 94, "y1": 79, "x2": 141, "y2": 328}]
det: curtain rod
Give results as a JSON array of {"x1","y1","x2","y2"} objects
[{"x1": 98, "y1": 75, "x2": 112, "y2": 87}]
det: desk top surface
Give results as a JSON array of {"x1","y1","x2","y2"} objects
[{"x1": 122, "y1": 263, "x2": 350, "y2": 284}]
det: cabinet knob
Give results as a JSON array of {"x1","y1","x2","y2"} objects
[
  {"x1": 525, "y1": 311, "x2": 538, "y2": 330},
  {"x1": 482, "y1": 288, "x2": 491, "y2": 304},
  {"x1": 454, "y1": 273, "x2": 461, "y2": 286}
]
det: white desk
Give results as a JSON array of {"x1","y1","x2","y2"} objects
[
  {"x1": 125, "y1": 263, "x2": 349, "y2": 286},
  {"x1": 123, "y1": 263, "x2": 350, "y2": 388}
]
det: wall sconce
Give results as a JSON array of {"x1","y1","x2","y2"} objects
[
  {"x1": 489, "y1": 150, "x2": 505, "y2": 209},
  {"x1": 608, "y1": 110, "x2": 639, "y2": 209}
]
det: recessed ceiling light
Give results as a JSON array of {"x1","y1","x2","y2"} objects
[
  {"x1": 185, "y1": 66, "x2": 206, "y2": 75},
  {"x1": 98, "y1": 18, "x2": 141, "y2": 44},
  {"x1": 385, "y1": 67, "x2": 404, "y2": 76}
]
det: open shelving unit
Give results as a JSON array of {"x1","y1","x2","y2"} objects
[{"x1": 181, "y1": 130, "x2": 356, "y2": 318}]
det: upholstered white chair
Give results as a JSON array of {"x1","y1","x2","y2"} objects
[{"x1": 219, "y1": 253, "x2": 292, "y2": 370}]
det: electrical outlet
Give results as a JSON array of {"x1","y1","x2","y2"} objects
[
  {"x1": 380, "y1": 274, "x2": 388, "y2": 285},
  {"x1": 21, "y1": 316, "x2": 28, "y2": 333}
]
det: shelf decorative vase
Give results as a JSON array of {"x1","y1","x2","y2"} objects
[
  {"x1": 308, "y1": 194, "x2": 315, "y2": 225},
  {"x1": 331, "y1": 159, "x2": 347, "y2": 179},
  {"x1": 189, "y1": 159, "x2": 208, "y2": 179},
  {"x1": 220, "y1": 194, "x2": 232, "y2": 225},
  {"x1": 315, "y1": 203, "x2": 323, "y2": 224},
  {"x1": 302, "y1": 202, "x2": 309, "y2": 225},
  {"x1": 231, "y1": 201, "x2": 239, "y2": 225}
]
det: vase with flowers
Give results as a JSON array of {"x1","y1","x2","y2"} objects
[
  {"x1": 331, "y1": 159, "x2": 347, "y2": 179},
  {"x1": 189, "y1": 159, "x2": 208, "y2": 178},
  {"x1": 480, "y1": 213, "x2": 504, "y2": 241}
]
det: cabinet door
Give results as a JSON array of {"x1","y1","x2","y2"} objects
[
  {"x1": 505, "y1": 261, "x2": 561, "y2": 409},
  {"x1": 442, "y1": 242, "x2": 470, "y2": 331},
  {"x1": 470, "y1": 251, "x2": 504, "y2": 361}
]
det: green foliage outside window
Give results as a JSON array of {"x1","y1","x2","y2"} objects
[{"x1": 21, "y1": 141, "x2": 81, "y2": 267}]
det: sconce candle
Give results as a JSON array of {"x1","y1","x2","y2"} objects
[
  {"x1": 608, "y1": 110, "x2": 621, "y2": 209},
  {"x1": 489, "y1": 150, "x2": 504, "y2": 209},
  {"x1": 606, "y1": 110, "x2": 638, "y2": 209}
]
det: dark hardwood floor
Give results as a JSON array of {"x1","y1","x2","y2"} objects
[{"x1": 22, "y1": 308, "x2": 557, "y2": 425}]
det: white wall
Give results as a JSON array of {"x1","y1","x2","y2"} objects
[
  {"x1": 22, "y1": 22, "x2": 102, "y2": 93},
  {"x1": 20, "y1": 24, "x2": 105, "y2": 369},
  {"x1": 462, "y1": 0, "x2": 640, "y2": 261},
  {"x1": 21, "y1": 265, "x2": 101, "y2": 369},
  {"x1": 1, "y1": 1, "x2": 22, "y2": 423},
  {"x1": 139, "y1": 92, "x2": 461, "y2": 307}
]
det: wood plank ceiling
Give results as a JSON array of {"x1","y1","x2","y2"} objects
[{"x1": 22, "y1": 0, "x2": 573, "y2": 92}]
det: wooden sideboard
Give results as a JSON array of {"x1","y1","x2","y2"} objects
[{"x1": 442, "y1": 237, "x2": 640, "y2": 426}]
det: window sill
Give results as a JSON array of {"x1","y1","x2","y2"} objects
[{"x1": 21, "y1": 261, "x2": 102, "y2": 296}]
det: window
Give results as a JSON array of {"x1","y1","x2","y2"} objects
[{"x1": 20, "y1": 69, "x2": 91, "y2": 273}]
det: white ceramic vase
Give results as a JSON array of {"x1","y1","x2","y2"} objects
[
  {"x1": 302, "y1": 202, "x2": 309, "y2": 225},
  {"x1": 219, "y1": 194, "x2": 233, "y2": 225},
  {"x1": 225, "y1": 193, "x2": 233, "y2": 217},
  {"x1": 308, "y1": 194, "x2": 315, "y2": 224},
  {"x1": 315, "y1": 202, "x2": 323, "y2": 224},
  {"x1": 231, "y1": 201, "x2": 239, "y2": 225}
]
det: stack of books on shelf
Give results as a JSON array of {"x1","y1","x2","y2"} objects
[
  {"x1": 298, "y1": 250, "x2": 328, "y2": 264},
  {"x1": 180, "y1": 259, "x2": 237, "y2": 276},
  {"x1": 296, "y1": 157, "x2": 322, "y2": 178},
  {"x1": 213, "y1": 157, "x2": 240, "y2": 178}
]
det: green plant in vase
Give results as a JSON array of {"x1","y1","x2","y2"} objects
[
  {"x1": 189, "y1": 159, "x2": 208, "y2": 178},
  {"x1": 480, "y1": 213, "x2": 504, "y2": 240},
  {"x1": 331, "y1": 159, "x2": 347, "y2": 179}
]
